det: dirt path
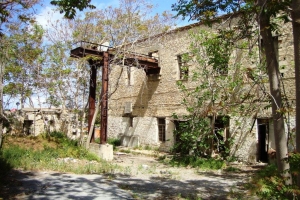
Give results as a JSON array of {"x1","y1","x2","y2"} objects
[
  {"x1": 1, "y1": 150, "x2": 260, "y2": 200},
  {"x1": 110, "y1": 149, "x2": 259, "y2": 199}
]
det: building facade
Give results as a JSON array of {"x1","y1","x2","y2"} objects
[{"x1": 107, "y1": 16, "x2": 295, "y2": 163}]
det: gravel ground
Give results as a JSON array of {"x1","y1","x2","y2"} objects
[
  {"x1": 110, "y1": 150, "x2": 260, "y2": 200},
  {"x1": 0, "y1": 149, "x2": 261, "y2": 200}
]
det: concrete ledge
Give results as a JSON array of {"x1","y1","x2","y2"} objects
[{"x1": 88, "y1": 143, "x2": 114, "y2": 161}]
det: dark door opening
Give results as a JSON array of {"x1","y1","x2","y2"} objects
[
  {"x1": 23, "y1": 120, "x2": 33, "y2": 135},
  {"x1": 212, "y1": 116, "x2": 230, "y2": 153},
  {"x1": 257, "y1": 119, "x2": 269, "y2": 163}
]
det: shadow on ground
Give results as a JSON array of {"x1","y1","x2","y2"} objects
[{"x1": 0, "y1": 170, "x2": 133, "y2": 200}]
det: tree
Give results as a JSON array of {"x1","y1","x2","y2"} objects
[
  {"x1": 173, "y1": 28, "x2": 269, "y2": 159},
  {"x1": 3, "y1": 23, "x2": 44, "y2": 108},
  {"x1": 0, "y1": 0, "x2": 97, "y2": 147},
  {"x1": 38, "y1": 0, "x2": 175, "y2": 144},
  {"x1": 172, "y1": 0, "x2": 291, "y2": 178},
  {"x1": 291, "y1": 0, "x2": 300, "y2": 187},
  {"x1": 0, "y1": 0, "x2": 41, "y2": 148},
  {"x1": 50, "y1": 0, "x2": 95, "y2": 19}
]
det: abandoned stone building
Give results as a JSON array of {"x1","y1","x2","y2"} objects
[
  {"x1": 105, "y1": 15, "x2": 295, "y2": 163},
  {"x1": 6, "y1": 108, "x2": 81, "y2": 139}
]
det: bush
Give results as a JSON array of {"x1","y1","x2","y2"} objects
[
  {"x1": 170, "y1": 155, "x2": 226, "y2": 170},
  {"x1": 247, "y1": 161, "x2": 300, "y2": 199},
  {"x1": 107, "y1": 138, "x2": 121, "y2": 150}
]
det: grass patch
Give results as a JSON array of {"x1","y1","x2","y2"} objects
[
  {"x1": 224, "y1": 166, "x2": 241, "y2": 172},
  {"x1": 168, "y1": 155, "x2": 226, "y2": 170},
  {"x1": 0, "y1": 132, "x2": 118, "y2": 175}
]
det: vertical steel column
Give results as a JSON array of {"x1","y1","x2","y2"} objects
[
  {"x1": 100, "y1": 52, "x2": 109, "y2": 144},
  {"x1": 88, "y1": 63, "x2": 97, "y2": 143}
]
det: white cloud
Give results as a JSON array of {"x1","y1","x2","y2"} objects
[{"x1": 35, "y1": 5, "x2": 64, "y2": 30}]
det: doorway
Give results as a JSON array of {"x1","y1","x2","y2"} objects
[{"x1": 257, "y1": 119, "x2": 269, "y2": 163}]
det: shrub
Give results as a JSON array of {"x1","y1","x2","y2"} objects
[
  {"x1": 170, "y1": 155, "x2": 226, "y2": 170},
  {"x1": 107, "y1": 138, "x2": 121, "y2": 150},
  {"x1": 247, "y1": 161, "x2": 300, "y2": 199}
]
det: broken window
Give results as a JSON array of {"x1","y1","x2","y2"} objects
[
  {"x1": 211, "y1": 116, "x2": 230, "y2": 153},
  {"x1": 129, "y1": 117, "x2": 133, "y2": 127},
  {"x1": 158, "y1": 118, "x2": 166, "y2": 142},
  {"x1": 177, "y1": 54, "x2": 188, "y2": 80}
]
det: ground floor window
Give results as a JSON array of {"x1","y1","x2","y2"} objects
[
  {"x1": 158, "y1": 118, "x2": 166, "y2": 142},
  {"x1": 211, "y1": 116, "x2": 230, "y2": 153}
]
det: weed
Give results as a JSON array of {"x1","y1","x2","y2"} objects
[
  {"x1": 224, "y1": 166, "x2": 241, "y2": 172},
  {"x1": 119, "y1": 149, "x2": 131, "y2": 154},
  {"x1": 228, "y1": 186, "x2": 244, "y2": 199},
  {"x1": 0, "y1": 134, "x2": 117, "y2": 175},
  {"x1": 107, "y1": 138, "x2": 121, "y2": 150},
  {"x1": 170, "y1": 155, "x2": 226, "y2": 170},
  {"x1": 246, "y1": 162, "x2": 300, "y2": 199},
  {"x1": 144, "y1": 145, "x2": 152, "y2": 150}
]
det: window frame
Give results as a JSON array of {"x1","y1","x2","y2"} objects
[{"x1": 158, "y1": 118, "x2": 166, "y2": 142}]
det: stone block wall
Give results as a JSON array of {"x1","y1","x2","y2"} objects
[{"x1": 106, "y1": 15, "x2": 296, "y2": 163}]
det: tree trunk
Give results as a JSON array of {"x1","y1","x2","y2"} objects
[
  {"x1": 0, "y1": 58, "x2": 3, "y2": 148},
  {"x1": 291, "y1": 0, "x2": 300, "y2": 187},
  {"x1": 86, "y1": 102, "x2": 99, "y2": 149},
  {"x1": 257, "y1": 1, "x2": 291, "y2": 183}
]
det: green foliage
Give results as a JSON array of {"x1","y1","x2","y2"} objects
[
  {"x1": 172, "y1": 114, "x2": 212, "y2": 158},
  {"x1": 172, "y1": 0, "x2": 291, "y2": 25},
  {"x1": 0, "y1": 133, "x2": 107, "y2": 174},
  {"x1": 173, "y1": 30, "x2": 247, "y2": 160},
  {"x1": 50, "y1": 0, "x2": 96, "y2": 19},
  {"x1": 41, "y1": 131, "x2": 100, "y2": 160},
  {"x1": 247, "y1": 159, "x2": 300, "y2": 199},
  {"x1": 2, "y1": 22, "x2": 44, "y2": 104},
  {"x1": 289, "y1": 152, "x2": 300, "y2": 184},
  {"x1": 169, "y1": 155, "x2": 226, "y2": 170},
  {"x1": 107, "y1": 138, "x2": 122, "y2": 150},
  {"x1": 0, "y1": 1, "x2": 38, "y2": 25}
]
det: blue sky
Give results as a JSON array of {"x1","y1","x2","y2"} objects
[
  {"x1": 35, "y1": 0, "x2": 193, "y2": 29},
  {"x1": 7, "y1": 0, "x2": 192, "y2": 109}
]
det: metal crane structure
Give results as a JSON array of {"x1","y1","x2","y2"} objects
[{"x1": 70, "y1": 41, "x2": 160, "y2": 144}]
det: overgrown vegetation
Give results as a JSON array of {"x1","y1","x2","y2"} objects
[
  {"x1": 172, "y1": 29, "x2": 255, "y2": 163},
  {"x1": 168, "y1": 155, "x2": 226, "y2": 170},
  {"x1": 247, "y1": 153, "x2": 300, "y2": 199},
  {"x1": 0, "y1": 132, "x2": 119, "y2": 179}
]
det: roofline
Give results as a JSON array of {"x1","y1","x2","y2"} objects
[{"x1": 127, "y1": 12, "x2": 241, "y2": 45}]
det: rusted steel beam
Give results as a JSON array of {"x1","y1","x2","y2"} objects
[
  {"x1": 100, "y1": 52, "x2": 109, "y2": 144},
  {"x1": 88, "y1": 62, "x2": 97, "y2": 143},
  {"x1": 70, "y1": 43, "x2": 161, "y2": 145}
]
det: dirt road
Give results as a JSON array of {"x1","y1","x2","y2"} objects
[{"x1": 1, "y1": 150, "x2": 260, "y2": 200}]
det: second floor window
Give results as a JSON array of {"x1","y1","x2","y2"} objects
[{"x1": 177, "y1": 54, "x2": 188, "y2": 80}]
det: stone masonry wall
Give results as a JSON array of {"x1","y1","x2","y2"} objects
[{"x1": 107, "y1": 15, "x2": 296, "y2": 162}]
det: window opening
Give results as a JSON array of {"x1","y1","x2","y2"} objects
[
  {"x1": 211, "y1": 116, "x2": 230, "y2": 153},
  {"x1": 158, "y1": 118, "x2": 166, "y2": 142},
  {"x1": 129, "y1": 117, "x2": 133, "y2": 127},
  {"x1": 177, "y1": 54, "x2": 188, "y2": 80}
]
